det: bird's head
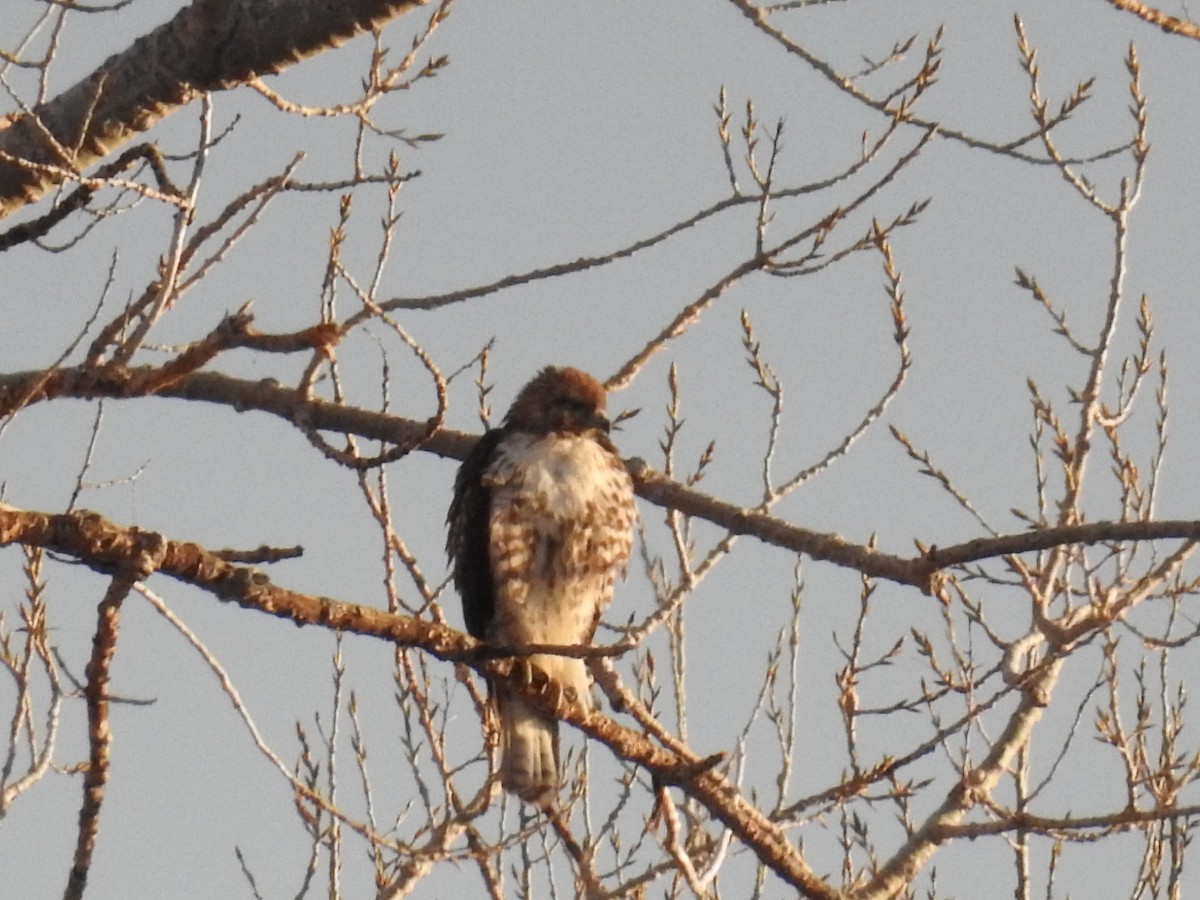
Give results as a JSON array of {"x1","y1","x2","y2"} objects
[{"x1": 504, "y1": 366, "x2": 611, "y2": 436}]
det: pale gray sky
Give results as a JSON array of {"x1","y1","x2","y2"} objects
[{"x1": 3, "y1": 1, "x2": 1200, "y2": 897}]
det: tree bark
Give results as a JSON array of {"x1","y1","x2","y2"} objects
[{"x1": 0, "y1": 0, "x2": 429, "y2": 219}]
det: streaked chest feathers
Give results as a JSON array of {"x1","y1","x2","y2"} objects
[{"x1": 484, "y1": 432, "x2": 635, "y2": 647}]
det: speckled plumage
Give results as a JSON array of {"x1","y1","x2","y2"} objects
[{"x1": 447, "y1": 366, "x2": 637, "y2": 806}]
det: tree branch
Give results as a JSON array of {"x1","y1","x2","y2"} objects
[
  {"x1": 4, "y1": 366, "x2": 1200, "y2": 593},
  {"x1": 62, "y1": 530, "x2": 164, "y2": 900},
  {"x1": 0, "y1": 504, "x2": 836, "y2": 899},
  {"x1": 0, "y1": 0, "x2": 430, "y2": 218},
  {"x1": 1102, "y1": 0, "x2": 1200, "y2": 40}
]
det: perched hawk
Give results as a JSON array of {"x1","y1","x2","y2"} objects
[{"x1": 447, "y1": 366, "x2": 637, "y2": 806}]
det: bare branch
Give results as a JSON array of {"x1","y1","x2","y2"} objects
[{"x1": 0, "y1": 0, "x2": 430, "y2": 217}]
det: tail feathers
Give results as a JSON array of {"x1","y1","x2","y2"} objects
[{"x1": 497, "y1": 691, "x2": 559, "y2": 806}]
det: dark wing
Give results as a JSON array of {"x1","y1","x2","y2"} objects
[{"x1": 446, "y1": 429, "x2": 504, "y2": 640}]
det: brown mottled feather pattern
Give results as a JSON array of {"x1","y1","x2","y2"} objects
[{"x1": 447, "y1": 367, "x2": 637, "y2": 806}]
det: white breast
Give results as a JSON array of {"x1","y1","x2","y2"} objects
[
  {"x1": 484, "y1": 431, "x2": 635, "y2": 706},
  {"x1": 488, "y1": 432, "x2": 626, "y2": 516}
]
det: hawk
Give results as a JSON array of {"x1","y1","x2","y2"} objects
[{"x1": 447, "y1": 366, "x2": 637, "y2": 806}]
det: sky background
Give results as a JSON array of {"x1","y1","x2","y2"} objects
[{"x1": 3, "y1": 1, "x2": 1200, "y2": 897}]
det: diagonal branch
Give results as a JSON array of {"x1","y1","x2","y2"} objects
[
  {"x1": 0, "y1": 505, "x2": 836, "y2": 899},
  {"x1": 0, "y1": 0, "x2": 430, "y2": 218},
  {"x1": 849, "y1": 659, "x2": 1062, "y2": 900},
  {"x1": 1102, "y1": 0, "x2": 1200, "y2": 40},
  {"x1": 729, "y1": 0, "x2": 1131, "y2": 165}
]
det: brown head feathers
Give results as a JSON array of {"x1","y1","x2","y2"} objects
[{"x1": 503, "y1": 366, "x2": 610, "y2": 435}]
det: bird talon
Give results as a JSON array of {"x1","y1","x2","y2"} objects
[{"x1": 512, "y1": 658, "x2": 536, "y2": 687}]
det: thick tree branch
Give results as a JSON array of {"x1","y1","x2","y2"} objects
[
  {"x1": 62, "y1": 531, "x2": 164, "y2": 900},
  {"x1": 850, "y1": 660, "x2": 1061, "y2": 900},
  {"x1": 0, "y1": 505, "x2": 835, "y2": 898},
  {"x1": 0, "y1": 0, "x2": 429, "y2": 218},
  {"x1": 3, "y1": 365, "x2": 1200, "y2": 591}
]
